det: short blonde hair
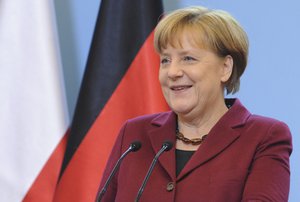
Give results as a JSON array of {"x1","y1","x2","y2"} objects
[{"x1": 154, "y1": 6, "x2": 249, "y2": 94}]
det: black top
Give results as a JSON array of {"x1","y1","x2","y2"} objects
[{"x1": 175, "y1": 149, "x2": 195, "y2": 176}]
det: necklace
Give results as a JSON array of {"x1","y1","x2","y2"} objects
[{"x1": 176, "y1": 128, "x2": 207, "y2": 145}]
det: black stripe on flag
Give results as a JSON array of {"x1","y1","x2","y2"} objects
[{"x1": 60, "y1": 0, "x2": 163, "y2": 175}]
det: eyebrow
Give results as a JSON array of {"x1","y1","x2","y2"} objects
[{"x1": 160, "y1": 49, "x2": 198, "y2": 57}]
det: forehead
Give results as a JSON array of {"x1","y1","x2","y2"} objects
[{"x1": 160, "y1": 27, "x2": 210, "y2": 52}]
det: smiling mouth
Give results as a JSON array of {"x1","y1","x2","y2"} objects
[{"x1": 170, "y1": 85, "x2": 192, "y2": 91}]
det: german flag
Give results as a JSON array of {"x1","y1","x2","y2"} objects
[{"x1": 53, "y1": 0, "x2": 168, "y2": 201}]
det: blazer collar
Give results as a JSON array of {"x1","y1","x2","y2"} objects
[
  {"x1": 148, "y1": 111, "x2": 177, "y2": 180},
  {"x1": 147, "y1": 98, "x2": 251, "y2": 181}
]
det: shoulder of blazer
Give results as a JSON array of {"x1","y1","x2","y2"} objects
[
  {"x1": 126, "y1": 111, "x2": 175, "y2": 126},
  {"x1": 247, "y1": 113, "x2": 290, "y2": 130}
]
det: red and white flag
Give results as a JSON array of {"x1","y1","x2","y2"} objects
[{"x1": 0, "y1": 1, "x2": 69, "y2": 201}]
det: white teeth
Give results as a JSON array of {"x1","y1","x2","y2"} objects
[
  {"x1": 171, "y1": 86, "x2": 191, "y2": 90},
  {"x1": 174, "y1": 87, "x2": 185, "y2": 90}
]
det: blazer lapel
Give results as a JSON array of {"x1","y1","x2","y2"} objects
[
  {"x1": 147, "y1": 112, "x2": 177, "y2": 181},
  {"x1": 177, "y1": 99, "x2": 251, "y2": 180}
]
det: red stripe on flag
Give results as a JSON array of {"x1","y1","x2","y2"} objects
[
  {"x1": 53, "y1": 31, "x2": 168, "y2": 202},
  {"x1": 22, "y1": 132, "x2": 68, "y2": 202}
]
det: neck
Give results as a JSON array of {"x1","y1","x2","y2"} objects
[{"x1": 177, "y1": 99, "x2": 228, "y2": 138}]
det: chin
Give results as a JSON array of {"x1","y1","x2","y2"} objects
[{"x1": 170, "y1": 104, "x2": 193, "y2": 115}]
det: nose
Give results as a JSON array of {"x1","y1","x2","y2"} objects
[{"x1": 167, "y1": 61, "x2": 183, "y2": 80}]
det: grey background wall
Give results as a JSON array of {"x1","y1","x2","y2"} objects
[{"x1": 54, "y1": 0, "x2": 300, "y2": 201}]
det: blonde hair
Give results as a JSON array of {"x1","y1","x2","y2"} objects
[{"x1": 154, "y1": 6, "x2": 249, "y2": 94}]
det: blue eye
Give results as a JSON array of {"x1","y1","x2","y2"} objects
[
  {"x1": 161, "y1": 58, "x2": 170, "y2": 64},
  {"x1": 183, "y1": 56, "x2": 195, "y2": 61}
]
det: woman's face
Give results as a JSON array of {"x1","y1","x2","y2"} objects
[{"x1": 158, "y1": 34, "x2": 233, "y2": 117}]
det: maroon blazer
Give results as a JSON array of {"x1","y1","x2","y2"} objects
[{"x1": 99, "y1": 99, "x2": 292, "y2": 202}]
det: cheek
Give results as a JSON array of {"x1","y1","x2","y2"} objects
[{"x1": 158, "y1": 69, "x2": 166, "y2": 85}]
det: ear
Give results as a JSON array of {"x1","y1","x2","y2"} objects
[{"x1": 220, "y1": 55, "x2": 233, "y2": 82}]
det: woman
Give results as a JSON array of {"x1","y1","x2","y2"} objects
[{"x1": 98, "y1": 6, "x2": 292, "y2": 202}]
